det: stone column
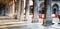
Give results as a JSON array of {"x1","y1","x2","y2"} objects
[
  {"x1": 20, "y1": 0, "x2": 24, "y2": 21},
  {"x1": 7, "y1": 1, "x2": 15, "y2": 18},
  {"x1": 46, "y1": 0, "x2": 52, "y2": 25},
  {"x1": 12, "y1": 0, "x2": 15, "y2": 18},
  {"x1": 32, "y1": 0, "x2": 38, "y2": 22},
  {"x1": 34, "y1": 0, "x2": 38, "y2": 22},
  {"x1": 25, "y1": 0, "x2": 29, "y2": 21},
  {"x1": 43, "y1": 0, "x2": 47, "y2": 25},
  {"x1": 13, "y1": 0, "x2": 15, "y2": 15},
  {"x1": 17, "y1": 0, "x2": 21, "y2": 20},
  {"x1": 14, "y1": 0, "x2": 18, "y2": 19}
]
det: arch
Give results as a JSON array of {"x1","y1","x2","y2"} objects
[
  {"x1": 52, "y1": 4, "x2": 59, "y2": 8},
  {"x1": 52, "y1": 4, "x2": 59, "y2": 14},
  {"x1": 39, "y1": 2, "x2": 44, "y2": 14},
  {"x1": 40, "y1": 2, "x2": 44, "y2": 8}
]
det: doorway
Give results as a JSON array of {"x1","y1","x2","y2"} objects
[
  {"x1": 0, "y1": 4, "x2": 6, "y2": 16},
  {"x1": 52, "y1": 4, "x2": 59, "y2": 14}
]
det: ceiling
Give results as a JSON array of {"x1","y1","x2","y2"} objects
[{"x1": 0, "y1": 0, "x2": 13, "y2": 5}]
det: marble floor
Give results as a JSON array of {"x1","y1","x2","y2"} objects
[{"x1": 0, "y1": 23, "x2": 60, "y2": 29}]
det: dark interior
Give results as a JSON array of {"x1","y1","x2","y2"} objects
[{"x1": 0, "y1": 4, "x2": 5, "y2": 16}]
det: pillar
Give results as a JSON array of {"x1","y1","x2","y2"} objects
[
  {"x1": 46, "y1": 0, "x2": 52, "y2": 25},
  {"x1": 17, "y1": 0, "x2": 21, "y2": 20},
  {"x1": 20, "y1": 0, "x2": 24, "y2": 21},
  {"x1": 32, "y1": 0, "x2": 38, "y2": 23},
  {"x1": 13, "y1": 0, "x2": 15, "y2": 15},
  {"x1": 25, "y1": 0, "x2": 29, "y2": 21},
  {"x1": 43, "y1": 0, "x2": 47, "y2": 25},
  {"x1": 7, "y1": 1, "x2": 15, "y2": 18},
  {"x1": 12, "y1": 0, "x2": 15, "y2": 18},
  {"x1": 14, "y1": 0, "x2": 18, "y2": 19}
]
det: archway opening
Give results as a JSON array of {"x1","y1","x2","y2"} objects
[
  {"x1": 52, "y1": 4, "x2": 59, "y2": 14},
  {"x1": 53, "y1": 8, "x2": 56, "y2": 14},
  {"x1": 0, "y1": 4, "x2": 6, "y2": 16},
  {"x1": 39, "y1": 2, "x2": 44, "y2": 14}
]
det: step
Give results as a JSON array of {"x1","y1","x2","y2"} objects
[
  {"x1": 0, "y1": 23, "x2": 28, "y2": 28},
  {"x1": 0, "y1": 20, "x2": 28, "y2": 28}
]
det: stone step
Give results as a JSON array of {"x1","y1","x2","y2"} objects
[
  {"x1": 0, "y1": 20, "x2": 28, "y2": 28},
  {"x1": 0, "y1": 23, "x2": 28, "y2": 28},
  {"x1": 0, "y1": 18, "x2": 29, "y2": 28},
  {"x1": 0, "y1": 20, "x2": 27, "y2": 24},
  {"x1": 0, "y1": 21, "x2": 25, "y2": 25},
  {"x1": 0, "y1": 20, "x2": 20, "y2": 22}
]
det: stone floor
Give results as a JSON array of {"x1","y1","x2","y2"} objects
[
  {"x1": 0, "y1": 23, "x2": 60, "y2": 29},
  {"x1": 27, "y1": 23, "x2": 60, "y2": 29},
  {"x1": 0, "y1": 18, "x2": 60, "y2": 29}
]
